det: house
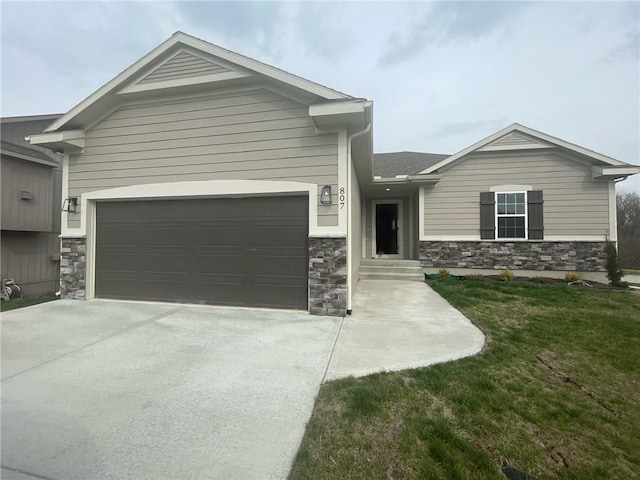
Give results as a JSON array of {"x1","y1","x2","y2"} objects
[
  {"x1": 1, "y1": 114, "x2": 63, "y2": 296},
  {"x1": 29, "y1": 32, "x2": 639, "y2": 316}
]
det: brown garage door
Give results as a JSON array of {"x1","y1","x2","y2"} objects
[{"x1": 95, "y1": 196, "x2": 308, "y2": 309}]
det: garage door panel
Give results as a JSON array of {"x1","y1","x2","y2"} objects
[
  {"x1": 95, "y1": 196, "x2": 308, "y2": 309},
  {"x1": 252, "y1": 284, "x2": 308, "y2": 309},
  {"x1": 252, "y1": 255, "x2": 307, "y2": 276}
]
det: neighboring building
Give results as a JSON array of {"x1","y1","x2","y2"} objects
[
  {"x1": 29, "y1": 32, "x2": 639, "y2": 316},
  {"x1": 1, "y1": 114, "x2": 63, "y2": 296}
]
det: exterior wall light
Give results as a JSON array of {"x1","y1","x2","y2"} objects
[
  {"x1": 320, "y1": 185, "x2": 332, "y2": 205},
  {"x1": 62, "y1": 197, "x2": 78, "y2": 213}
]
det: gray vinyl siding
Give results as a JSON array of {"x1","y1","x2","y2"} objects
[
  {"x1": 423, "y1": 151, "x2": 610, "y2": 238},
  {"x1": 1, "y1": 231, "x2": 60, "y2": 296},
  {"x1": 1, "y1": 157, "x2": 59, "y2": 232},
  {"x1": 138, "y1": 51, "x2": 231, "y2": 84},
  {"x1": 67, "y1": 88, "x2": 339, "y2": 229}
]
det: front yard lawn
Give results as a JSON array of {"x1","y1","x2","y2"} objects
[
  {"x1": 0, "y1": 293, "x2": 58, "y2": 312},
  {"x1": 290, "y1": 281, "x2": 640, "y2": 480}
]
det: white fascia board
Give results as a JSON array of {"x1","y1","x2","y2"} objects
[
  {"x1": 29, "y1": 130, "x2": 85, "y2": 152},
  {"x1": 372, "y1": 174, "x2": 442, "y2": 184},
  {"x1": 417, "y1": 124, "x2": 520, "y2": 174},
  {"x1": 592, "y1": 165, "x2": 640, "y2": 179},
  {"x1": 46, "y1": 32, "x2": 349, "y2": 133},
  {"x1": 309, "y1": 101, "x2": 365, "y2": 118},
  {"x1": 44, "y1": 37, "x2": 178, "y2": 132},
  {"x1": 418, "y1": 122, "x2": 630, "y2": 175},
  {"x1": 175, "y1": 33, "x2": 350, "y2": 100}
]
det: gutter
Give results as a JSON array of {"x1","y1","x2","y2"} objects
[{"x1": 346, "y1": 122, "x2": 371, "y2": 314}]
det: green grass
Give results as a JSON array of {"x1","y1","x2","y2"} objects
[
  {"x1": 0, "y1": 293, "x2": 58, "y2": 312},
  {"x1": 290, "y1": 281, "x2": 640, "y2": 480}
]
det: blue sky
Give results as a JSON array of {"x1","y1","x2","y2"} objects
[{"x1": 1, "y1": 1, "x2": 638, "y2": 192}]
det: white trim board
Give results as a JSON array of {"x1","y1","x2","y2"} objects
[
  {"x1": 66, "y1": 179, "x2": 345, "y2": 238},
  {"x1": 418, "y1": 123, "x2": 629, "y2": 175},
  {"x1": 78, "y1": 179, "x2": 346, "y2": 300}
]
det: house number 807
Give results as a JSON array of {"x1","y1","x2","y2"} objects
[{"x1": 339, "y1": 187, "x2": 346, "y2": 209}]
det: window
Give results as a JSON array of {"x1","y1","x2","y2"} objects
[
  {"x1": 496, "y1": 192, "x2": 526, "y2": 239},
  {"x1": 480, "y1": 190, "x2": 543, "y2": 240}
]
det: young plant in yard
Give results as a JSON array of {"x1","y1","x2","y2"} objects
[
  {"x1": 564, "y1": 272, "x2": 582, "y2": 283},
  {"x1": 437, "y1": 268, "x2": 450, "y2": 279},
  {"x1": 605, "y1": 239, "x2": 624, "y2": 286},
  {"x1": 500, "y1": 269, "x2": 515, "y2": 281}
]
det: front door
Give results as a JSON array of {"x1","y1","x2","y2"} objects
[{"x1": 374, "y1": 202, "x2": 401, "y2": 257}]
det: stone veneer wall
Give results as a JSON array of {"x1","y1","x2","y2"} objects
[
  {"x1": 60, "y1": 237, "x2": 87, "y2": 299},
  {"x1": 419, "y1": 241, "x2": 607, "y2": 271},
  {"x1": 309, "y1": 237, "x2": 347, "y2": 316}
]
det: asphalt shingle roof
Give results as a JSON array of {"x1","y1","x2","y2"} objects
[{"x1": 373, "y1": 151, "x2": 450, "y2": 177}]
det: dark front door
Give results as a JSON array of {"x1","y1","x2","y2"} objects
[
  {"x1": 375, "y1": 203, "x2": 399, "y2": 256},
  {"x1": 95, "y1": 196, "x2": 309, "y2": 310}
]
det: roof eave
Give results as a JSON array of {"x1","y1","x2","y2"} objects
[
  {"x1": 29, "y1": 130, "x2": 86, "y2": 153},
  {"x1": 592, "y1": 165, "x2": 640, "y2": 180}
]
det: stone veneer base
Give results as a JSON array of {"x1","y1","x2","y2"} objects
[
  {"x1": 419, "y1": 240, "x2": 607, "y2": 271},
  {"x1": 60, "y1": 237, "x2": 87, "y2": 299},
  {"x1": 309, "y1": 237, "x2": 347, "y2": 317}
]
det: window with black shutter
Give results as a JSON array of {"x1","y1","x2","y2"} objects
[{"x1": 479, "y1": 190, "x2": 543, "y2": 240}]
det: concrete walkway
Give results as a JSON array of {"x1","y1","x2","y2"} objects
[
  {"x1": 624, "y1": 273, "x2": 640, "y2": 284},
  {"x1": 1, "y1": 281, "x2": 483, "y2": 480},
  {"x1": 325, "y1": 279, "x2": 485, "y2": 380}
]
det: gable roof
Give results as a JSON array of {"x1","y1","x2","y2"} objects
[
  {"x1": 45, "y1": 31, "x2": 352, "y2": 133},
  {"x1": 418, "y1": 123, "x2": 630, "y2": 175},
  {"x1": 373, "y1": 152, "x2": 449, "y2": 177},
  {"x1": 1, "y1": 114, "x2": 62, "y2": 166}
]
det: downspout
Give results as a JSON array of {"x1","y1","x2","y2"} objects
[{"x1": 346, "y1": 122, "x2": 371, "y2": 314}]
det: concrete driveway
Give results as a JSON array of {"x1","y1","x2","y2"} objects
[
  {"x1": 1, "y1": 301, "x2": 340, "y2": 480},
  {"x1": 1, "y1": 281, "x2": 484, "y2": 480}
]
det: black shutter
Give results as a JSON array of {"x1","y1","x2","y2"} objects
[
  {"x1": 480, "y1": 191, "x2": 495, "y2": 239},
  {"x1": 528, "y1": 190, "x2": 544, "y2": 240}
]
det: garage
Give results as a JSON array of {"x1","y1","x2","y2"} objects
[{"x1": 95, "y1": 196, "x2": 309, "y2": 309}]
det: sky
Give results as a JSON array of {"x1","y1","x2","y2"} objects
[{"x1": 1, "y1": 0, "x2": 639, "y2": 193}]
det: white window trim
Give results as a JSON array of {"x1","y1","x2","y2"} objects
[{"x1": 495, "y1": 191, "x2": 528, "y2": 240}]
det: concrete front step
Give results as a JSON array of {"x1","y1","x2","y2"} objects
[
  {"x1": 359, "y1": 260, "x2": 424, "y2": 282},
  {"x1": 359, "y1": 273, "x2": 424, "y2": 282},
  {"x1": 360, "y1": 259, "x2": 422, "y2": 267},
  {"x1": 360, "y1": 265, "x2": 424, "y2": 274}
]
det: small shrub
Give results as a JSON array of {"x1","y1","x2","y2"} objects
[
  {"x1": 605, "y1": 239, "x2": 624, "y2": 286},
  {"x1": 500, "y1": 270, "x2": 515, "y2": 282},
  {"x1": 437, "y1": 268, "x2": 450, "y2": 279},
  {"x1": 564, "y1": 272, "x2": 583, "y2": 283}
]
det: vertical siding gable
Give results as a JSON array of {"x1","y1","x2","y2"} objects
[
  {"x1": 137, "y1": 51, "x2": 233, "y2": 85},
  {"x1": 478, "y1": 131, "x2": 552, "y2": 150}
]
